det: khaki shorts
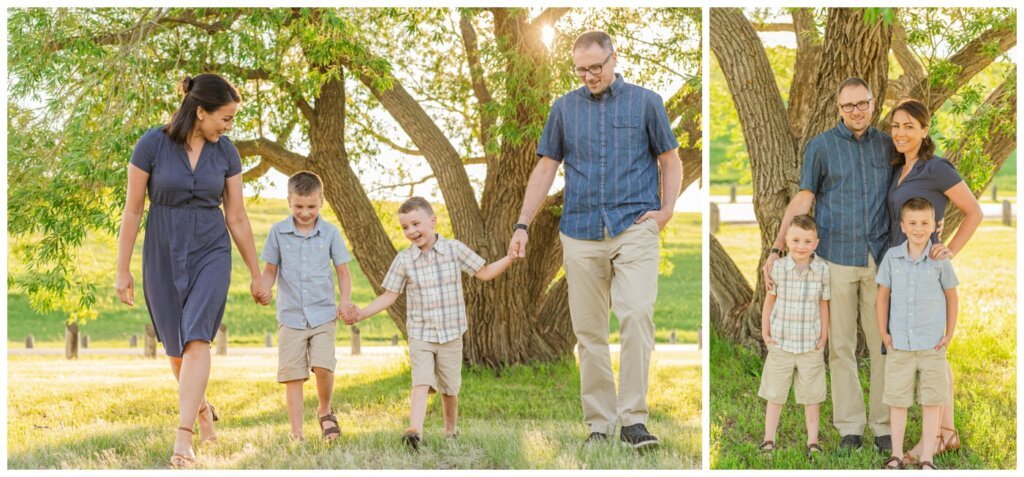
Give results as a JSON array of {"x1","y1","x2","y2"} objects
[
  {"x1": 758, "y1": 345, "x2": 826, "y2": 405},
  {"x1": 883, "y1": 348, "x2": 950, "y2": 408},
  {"x1": 277, "y1": 321, "x2": 338, "y2": 383},
  {"x1": 409, "y1": 336, "x2": 463, "y2": 396}
]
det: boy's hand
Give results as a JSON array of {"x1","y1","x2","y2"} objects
[
  {"x1": 815, "y1": 333, "x2": 828, "y2": 350},
  {"x1": 935, "y1": 333, "x2": 953, "y2": 350},
  {"x1": 341, "y1": 304, "x2": 361, "y2": 325},
  {"x1": 250, "y1": 279, "x2": 271, "y2": 305},
  {"x1": 762, "y1": 334, "x2": 778, "y2": 346},
  {"x1": 881, "y1": 333, "x2": 894, "y2": 353}
]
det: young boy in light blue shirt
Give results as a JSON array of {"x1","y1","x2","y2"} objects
[{"x1": 876, "y1": 197, "x2": 958, "y2": 470}]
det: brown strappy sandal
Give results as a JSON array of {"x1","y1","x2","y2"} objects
[
  {"x1": 318, "y1": 409, "x2": 341, "y2": 442},
  {"x1": 881, "y1": 456, "x2": 903, "y2": 469},
  {"x1": 170, "y1": 427, "x2": 196, "y2": 468},
  {"x1": 197, "y1": 401, "x2": 219, "y2": 443},
  {"x1": 918, "y1": 460, "x2": 938, "y2": 470},
  {"x1": 806, "y1": 443, "x2": 823, "y2": 456},
  {"x1": 936, "y1": 426, "x2": 961, "y2": 455},
  {"x1": 758, "y1": 440, "x2": 775, "y2": 452}
]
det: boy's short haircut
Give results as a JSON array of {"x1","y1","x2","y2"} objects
[
  {"x1": 789, "y1": 214, "x2": 818, "y2": 234},
  {"x1": 399, "y1": 196, "x2": 434, "y2": 216},
  {"x1": 900, "y1": 197, "x2": 934, "y2": 216},
  {"x1": 288, "y1": 171, "x2": 323, "y2": 197}
]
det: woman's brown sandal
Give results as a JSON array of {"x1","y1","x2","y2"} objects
[
  {"x1": 318, "y1": 410, "x2": 341, "y2": 442},
  {"x1": 881, "y1": 456, "x2": 904, "y2": 470},
  {"x1": 918, "y1": 460, "x2": 938, "y2": 470},
  {"x1": 197, "y1": 401, "x2": 219, "y2": 443},
  {"x1": 936, "y1": 427, "x2": 961, "y2": 455},
  {"x1": 758, "y1": 440, "x2": 775, "y2": 452},
  {"x1": 170, "y1": 427, "x2": 196, "y2": 468}
]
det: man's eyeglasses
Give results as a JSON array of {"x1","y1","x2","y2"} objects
[
  {"x1": 839, "y1": 98, "x2": 872, "y2": 113},
  {"x1": 573, "y1": 52, "x2": 613, "y2": 77}
]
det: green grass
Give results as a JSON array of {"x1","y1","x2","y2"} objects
[
  {"x1": 7, "y1": 349, "x2": 700, "y2": 469},
  {"x1": 8, "y1": 200, "x2": 700, "y2": 347},
  {"x1": 710, "y1": 220, "x2": 1016, "y2": 469}
]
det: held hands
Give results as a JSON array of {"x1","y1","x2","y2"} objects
[
  {"x1": 115, "y1": 271, "x2": 135, "y2": 306},
  {"x1": 250, "y1": 278, "x2": 271, "y2": 306},
  {"x1": 338, "y1": 303, "x2": 361, "y2": 325},
  {"x1": 635, "y1": 208, "x2": 672, "y2": 231},
  {"x1": 508, "y1": 229, "x2": 528, "y2": 260}
]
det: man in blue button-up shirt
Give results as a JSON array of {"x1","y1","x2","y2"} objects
[
  {"x1": 764, "y1": 77, "x2": 895, "y2": 452},
  {"x1": 508, "y1": 31, "x2": 681, "y2": 449}
]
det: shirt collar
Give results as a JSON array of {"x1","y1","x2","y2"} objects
[
  {"x1": 834, "y1": 120, "x2": 877, "y2": 142},
  {"x1": 783, "y1": 254, "x2": 818, "y2": 271},
  {"x1": 891, "y1": 239, "x2": 933, "y2": 263},
  {"x1": 578, "y1": 73, "x2": 626, "y2": 101},
  {"x1": 409, "y1": 233, "x2": 447, "y2": 260},
  {"x1": 278, "y1": 216, "x2": 323, "y2": 237}
]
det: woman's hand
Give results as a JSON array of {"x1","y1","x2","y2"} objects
[
  {"x1": 115, "y1": 271, "x2": 135, "y2": 306},
  {"x1": 250, "y1": 278, "x2": 270, "y2": 305}
]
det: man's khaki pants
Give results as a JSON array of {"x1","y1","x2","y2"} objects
[
  {"x1": 827, "y1": 254, "x2": 890, "y2": 437},
  {"x1": 560, "y1": 220, "x2": 660, "y2": 435}
]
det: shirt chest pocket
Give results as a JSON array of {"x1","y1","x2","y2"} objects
[{"x1": 612, "y1": 114, "x2": 641, "y2": 154}]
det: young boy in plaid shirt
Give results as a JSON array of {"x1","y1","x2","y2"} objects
[
  {"x1": 343, "y1": 197, "x2": 515, "y2": 449},
  {"x1": 759, "y1": 214, "x2": 830, "y2": 454}
]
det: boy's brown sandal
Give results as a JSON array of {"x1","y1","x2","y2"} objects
[
  {"x1": 881, "y1": 456, "x2": 904, "y2": 470},
  {"x1": 806, "y1": 443, "x2": 823, "y2": 455},
  {"x1": 758, "y1": 440, "x2": 775, "y2": 452},
  {"x1": 918, "y1": 460, "x2": 938, "y2": 470},
  {"x1": 318, "y1": 410, "x2": 341, "y2": 441}
]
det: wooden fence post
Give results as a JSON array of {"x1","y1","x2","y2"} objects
[
  {"x1": 710, "y1": 202, "x2": 720, "y2": 234},
  {"x1": 144, "y1": 324, "x2": 157, "y2": 358},
  {"x1": 350, "y1": 326, "x2": 361, "y2": 356},
  {"x1": 1003, "y1": 200, "x2": 1013, "y2": 226},
  {"x1": 391, "y1": 334, "x2": 399, "y2": 346},
  {"x1": 669, "y1": 329, "x2": 676, "y2": 345},
  {"x1": 216, "y1": 323, "x2": 227, "y2": 355},
  {"x1": 992, "y1": 184, "x2": 997, "y2": 202},
  {"x1": 65, "y1": 323, "x2": 79, "y2": 360},
  {"x1": 266, "y1": 332, "x2": 274, "y2": 347},
  {"x1": 697, "y1": 325, "x2": 702, "y2": 350},
  {"x1": 129, "y1": 335, "x2": 138, "y2": 348},
  {"x1": 80, "y1": 334, "x2": 89, "y2": 349},
  {"x1": 25, "y1": 335, "x2": 34, "y2": 349},
  {"x1": 729, "y1": 184, "x2": 737, "y2": 203}
]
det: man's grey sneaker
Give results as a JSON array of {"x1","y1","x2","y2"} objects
[
  {"x1": 874, "y1": 435, "x2": 893, "y2": 453},
  {"x1": 620, "y1": 423, "x2": 660, "y2": 449},
  {"x1": 585, "y1": 432, "x2": 608, "y2": 444},
  {"x1": 839, "y1": 434, "x2": 863, "y2": 450}
]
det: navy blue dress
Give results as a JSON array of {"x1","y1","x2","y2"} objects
[
  {"x1": 130, "y1": 127, "x2": 242, "y2": 357},
  {"x1": 886, "y1": 156, "x2": 963, "y2": 249}
]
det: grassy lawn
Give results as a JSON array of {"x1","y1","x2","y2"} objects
[
  {"x1": 7, "y1": 349, "x2": 700, "y2": 469},
  {"x1": 710, "y1": 219, "x2": 1016, "y2": 469},
  {"x1": 8, "y1": 200, "x2": 700, "y2": 348}
]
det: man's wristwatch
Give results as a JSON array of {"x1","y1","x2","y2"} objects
[
  {"x1": 769, "y1": 248, "x2": 782, "y2": 256},
  {"x1": 513, "y1": 223, "x2": 529, "y2": 233}
]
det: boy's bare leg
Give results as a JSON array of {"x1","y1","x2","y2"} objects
[
  {"x1": 889, "y1": 407, "x2": 907, "y2": 460},
  {"x1": 920, "y1": 405, "x2": 940, "y2": 464},
  {"x1": 284, "y1": 380, "x2": 304, "y2": 439},
  {"x1": 763, "y1": 402, "x2": 782, "y2": 447},
  {"x1": 313, "y1": 367, "x2": 335, "y2": 416},
  {"x1": 804, "y1": 403, "x2": 820, "y2": 446},
  {"x1": 408, "y1": 385, "x2": 431, "y2": 434},
  {"x1": 441, "y1": 394, "x2": 458, "y2": 436},
  {"x1": 908, "y1": 363, "x2": 957, "y2": 459},
  {"x1": 174, "y1": 341, "x2": 211, "y2": 459},
  {"x1": 170, "y1": 356, "x2": 215, "y2": 442}
]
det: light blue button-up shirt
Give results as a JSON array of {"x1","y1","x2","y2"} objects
[
  {"x1": 876, "y1": 240, "x2": 958, "y2": 351},
  {"x1": 537, "y1": 73, "x2": 679, "y2": 240},
  {"x1": 262, "y1": 216, "x2": 351, "y2": 329}
]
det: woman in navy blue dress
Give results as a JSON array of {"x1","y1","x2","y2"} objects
[
  {"x1": 885, "y1": 98, "x2": 983, "y2": 464},
  {"x1": 115, "y1": 74, "x2": 268, "y2": 467}
]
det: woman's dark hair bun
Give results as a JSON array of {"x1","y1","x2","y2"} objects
[{"x1": 181, "y1": 76, "x2": 193, "y2": 95}]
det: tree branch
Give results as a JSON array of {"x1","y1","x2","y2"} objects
[
  {"x1": 752, "y1": 22, "x2": 795, "y2": 33},
  {"x1": 531, "y1": 7, "x2": 571, "y2": 27},
  {"x1": 459, "y1": 14, "x2": 496, "y2": 161},
  {"x1": 241, "y1": 159, "x2": 271, "y2": 183},
  {"x1": 43, "y1": 9, "x2": 235, "y2": 52},
  {"x1": 233, "y1": 137, "x2": 309, "y2": 175},
  {"x1": 888, "y1": 18, "x2": 927, "y2": 101}
]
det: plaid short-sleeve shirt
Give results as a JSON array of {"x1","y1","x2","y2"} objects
[
  {"x1": 768, "y1": 255, "x2": 831, "y2": 353},
  {"x1": 381, "y1": 235, "x2": 486, "y2": 344}
]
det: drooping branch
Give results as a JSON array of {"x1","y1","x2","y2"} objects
[
  {"x1": 531, "y1": 7, "x2": 570, "y2": 27},
  {"x1": 909, "y1": 23, "x2": 1016, "y2": 114},
  {"x1": 942, "y1": 72, "x2": 1017, "y2": 237},
  {"x1": 241, "y1": 159, "x2": 271, "y2": 183},
  {"x1": 667, "y1": 86, "x2": 702, "y2": 190},
  {"x1": 43, "y1": 9, "x2": 238, "y2": 52},
  {"x1": 234, "y1": 137, "x2": 309, "y2": 175}
]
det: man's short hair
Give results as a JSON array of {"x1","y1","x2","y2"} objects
[
  {"x1": 288, "y1": 171, "x2": 323, "y2": 197},
  {"x1": 837, "y1": 76, "x2": 871, "y2": 98},
  {"x1": 789, "y1": 214, "x2": 818, "y2": 234},
  {"x1": 572, "y1": 31, "x2": 614, "y2": 53},
  {"x1": 901, "y1": 197, "x2": 935, "y2": 216},
  {"x1": 398, "y1": 196, "x2": 434, "y2": 216}
]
